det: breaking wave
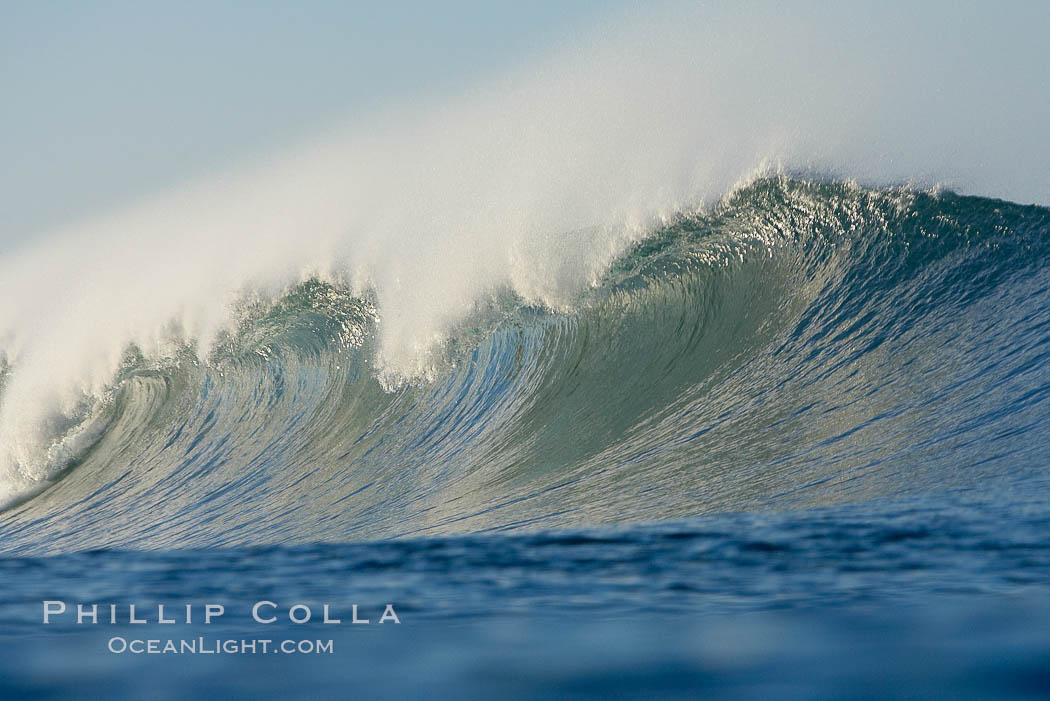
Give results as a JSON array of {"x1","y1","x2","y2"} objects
[{"x1": 3, "y1": 177, "x2": 1050, "y2": 552}]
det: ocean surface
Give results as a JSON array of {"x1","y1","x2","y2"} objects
[{"x1": 2, "y1": 177, "x2": 1050, "y2": 698}]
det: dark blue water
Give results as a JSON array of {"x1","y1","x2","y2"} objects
[
  {"x1": 2, "y1": 179, "x2": 1050, "y2": 698},
  {"x1": 4, "y1": 476, "x2": 1050, "y2": 699}
]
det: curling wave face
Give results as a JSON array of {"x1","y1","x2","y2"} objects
[{"x1": 2, "y1": 177, "x2": 1049, "y2": 553}]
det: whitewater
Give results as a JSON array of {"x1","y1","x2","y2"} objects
[
  {"x1": 4, "y1": 3, "x2": 1050, "y2": 699},
  {"x1": 0, "y1": 1, "x2": 1048, "y2": 529}
]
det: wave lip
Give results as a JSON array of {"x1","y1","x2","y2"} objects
[
  {"x1": 2, "y1": 178, "x2": 1050, "y2": 553},
  {"x1": 3, "y1": 3, "x2": 1050, "y2": 545}
]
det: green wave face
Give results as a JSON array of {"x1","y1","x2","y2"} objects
[{"x1": 3, "y1": 178, "x2": 1050, "y2": 553}]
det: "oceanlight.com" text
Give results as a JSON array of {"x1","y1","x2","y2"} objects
[{"x1": 107, "y1": 637, "x2": 335, "y2": 655}]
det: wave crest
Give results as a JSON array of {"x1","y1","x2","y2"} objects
[{"x1": 3, "y1": 178, "x2": 1049, "y2": 551}]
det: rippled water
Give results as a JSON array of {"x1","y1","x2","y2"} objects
[{"x1": 3, "y1": 179, "x2": 1050, "y2": 698}]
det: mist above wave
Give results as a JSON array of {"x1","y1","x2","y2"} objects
[{"x1": 0, "y1": 1, "x2": 1047, "y2": 504}]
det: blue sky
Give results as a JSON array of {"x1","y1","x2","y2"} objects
[
  {"x1": 3, "y1": 1, "x2": 1049, "y2": 248},
  {"x1": 2, "y1": 1, "x2": 627, "y2": 243}
]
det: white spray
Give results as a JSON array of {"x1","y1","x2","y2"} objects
[{"x1": 0, "y1": 2, "x2": 1047, "y2": 504}]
